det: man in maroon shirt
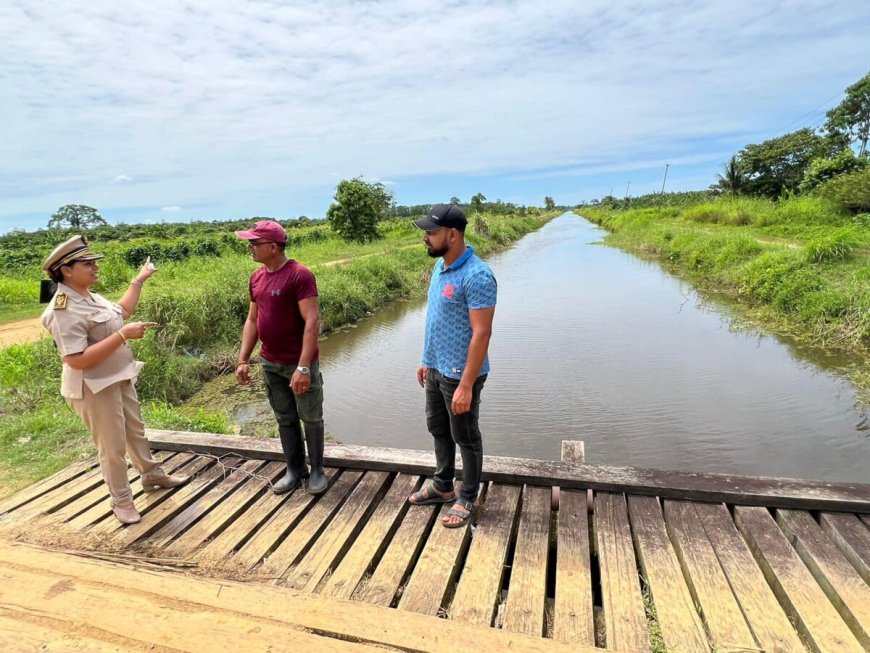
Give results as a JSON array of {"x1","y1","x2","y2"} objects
[{"x1": 235, "y1": 220, "x2": 327, "y2": 494}]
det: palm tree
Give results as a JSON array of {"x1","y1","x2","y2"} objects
[{"x1": 716, "y1": 156, "x2": 747, "y2": 197}]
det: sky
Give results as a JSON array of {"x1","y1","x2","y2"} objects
[{"x1": 1, "y1": 1, "x2": 869, "y2": 233}]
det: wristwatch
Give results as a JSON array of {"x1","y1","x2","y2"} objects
[{"x1": 297, "y1": 366, "x2": 310, "y2": 375}]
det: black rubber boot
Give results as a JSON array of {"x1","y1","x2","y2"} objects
[
  {"x1": 304, "y1": 423, "x2": 328, "y2": 495},
  {"x1": 274, "y1": 424, "x2": 308, "y2": 494}
]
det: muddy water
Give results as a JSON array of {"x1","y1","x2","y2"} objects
[{"x1": 206, "y1": 214, "x2": 870, "y2": 482}]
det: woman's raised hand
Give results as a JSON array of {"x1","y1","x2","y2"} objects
[{"x1": 120, "y1": 322, "x2": 159, "y2": 341}]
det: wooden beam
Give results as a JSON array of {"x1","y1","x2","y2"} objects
[{"x1": 146, "y1": 429, "x2": 870, "y2": 512}]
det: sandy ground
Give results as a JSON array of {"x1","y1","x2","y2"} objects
[{"x1": 0, "y1": 317, "x2": 45, "y2": 348}]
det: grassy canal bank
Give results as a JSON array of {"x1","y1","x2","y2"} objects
[
  {"x1": 582, "y1": 196, "x2": 870, "y2": 399},
  {"x1": 0, "y1": 211, "x2": 555, "y2": 499}
]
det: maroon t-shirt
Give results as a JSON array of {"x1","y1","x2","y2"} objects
[{"x1": 249, "y1": 260, "x2": 319, "y2": 366}]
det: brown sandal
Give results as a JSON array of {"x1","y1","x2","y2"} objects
[{"x1": 408, "y1": 482, "x2": 455, "y2": 505}]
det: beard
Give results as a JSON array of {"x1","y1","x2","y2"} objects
[{"x1": 426, "y1": 244, "x2": 448, "y2": 258}]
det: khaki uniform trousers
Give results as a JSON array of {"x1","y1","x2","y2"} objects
[{"x1": 67, "y1": 379, "x2": 159, "y2": 506}]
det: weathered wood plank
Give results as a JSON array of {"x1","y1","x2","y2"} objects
[
  {"x1": 49, "y1": 451, "x2": 176, "y2": 524},
  {"x1": 734, "y1": 505, "x2": 864, "y2": 652},
  {"x1": 450, "y1": 484, "x2": 521, "y2": 627},
  {"x1": 0, "y1": 611, "x2": 146, "y2": 652},
  {"x1": 398, "y1": 497, "x2": 475, "y2": 616},
  {"x1": 232, "y1": 468, "x2": 340, "y2": 570},
  {"x1": 165, "y1": 461, "x2": 284, "y2": 556},
  {"x1": 257, "y1": 470, "x2": 363, "y2": 578},
  {"x1": 284, "y1": 471, "x2": 390, "y2": 591},
  {"x1": 352, "y1": 501, "x2": 439, "y2": 606},
  {"x1": 628, "y1": 495, "x2": 708, "y2": 652},
  {"x1": 820, "y1": 512, "x2": 870, "y2": 584},
  {"x1": 663, "y1": 500, "x2": 757, "y2": 651},
  {"x1": 13, "y1": 466, "x2": 107, "y2": 520},
  {"x1": 502, "y1": 486, "x2": 551, "y2": 637},
  {"x1": 146, "y1": 458, "x2": 268, "y2": 548},
  {"x1": 777, "y1": 509, "x2": 870, "y2": 648},
  {"x1": 0, "y1": 540, "x2": 600, "y2": 653},
  {"x1": 66, "y1": 453, "x2": 196, "y2": 531},
  {"x1": 594, "y1": 492, "x2": 649, "y2": 652},
  {"x1": 318, "y1": 473, "x2": 422, "y2": 600},
  {"x1": 0, "y1": 457, "x2": 98, "y2": 515},
  {"x1": 146, "y1": 429, "x2": 870, "y2": 511},
  {"x1": 693, "y1": 502, "x2": 805, "y2": 653},
  {"x1": 194, "y1": 466, "x2": 301, "y2": 562},
  {"x1": 553, "y1": 489, "x2": 594, "y2": 645}
]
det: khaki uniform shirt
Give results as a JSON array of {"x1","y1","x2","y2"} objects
[{"x1": 41, "y1": 283, "x2": 144, "y2": 399}]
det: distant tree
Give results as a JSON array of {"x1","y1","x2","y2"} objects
[
  {"x1": 48, "y1": 204, "x2": 108, "y2": 230},
  {"x1": 544, "y1": 196, "x2": 556, "y2": 210},
  {"x1": 800, "y1": 150, "x2": 869, "y2": 193},
  {"x1": 737, "y1": 128, "x2": 832, "y2": 198},
  {"x1": 715, "y1": 155, "x2": 747, "y2": 197},
  {"x1": 825, "y1": 70, "x2": 870, "y2": 157},
  {"x1": 326, "y1": 177, "x2": 393, "y2": 242},
  {"x1": 449, "y1": 196, "x2": 461, "y2": 206},
  {"x1": 470, "y1": 193, "x2": 487, "y2": 213}
]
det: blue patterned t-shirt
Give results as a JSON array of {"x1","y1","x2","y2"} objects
[{"x1": 422, "y1": 246, "x2": 497, "y2": 379}]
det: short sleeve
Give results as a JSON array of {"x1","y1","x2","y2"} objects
[
  {"x1": 294, "y1": 267, "x2": 318, "y2": 301},
  {"x1": 47, "y1": 310, "x2": 89, "y2": 356},
  {"x1": 465, "y1": 268, "x2": 497, "y2": 310}
]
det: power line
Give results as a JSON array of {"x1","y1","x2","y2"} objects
[{"x1": 772, "y1": 90, "x2": 843, "y2": 136}]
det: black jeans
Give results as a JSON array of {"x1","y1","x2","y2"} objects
[{"x1": 425, "y1": 368, "x2": 486, "y2": 503}]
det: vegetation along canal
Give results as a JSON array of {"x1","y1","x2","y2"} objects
[{"x1": 217, "y1": 213, "x2": 870, "y2": 483}]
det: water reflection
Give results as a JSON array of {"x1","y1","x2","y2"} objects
[{"x1": 315, "y1": 214, "x2": 868, "y2": 482}]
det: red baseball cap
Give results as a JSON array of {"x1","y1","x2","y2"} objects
[{"x1": 234, "y1": 220, "x2": 287, "y2": 244}]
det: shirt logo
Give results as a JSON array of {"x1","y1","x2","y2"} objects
[
  {"x1": 442, "y1": 284, "x2": 455, "y2": 299},
  {"x1": 271, "y1": 289, "x2": 281, "y2": 296}
]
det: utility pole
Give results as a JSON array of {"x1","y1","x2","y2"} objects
[{"x1": 660, "y1": 163, "x2": 670, "y2": 195}]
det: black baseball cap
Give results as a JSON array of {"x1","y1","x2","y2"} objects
[{"x1": 413, "y1": 204, "x2": 468, "y2": 230}]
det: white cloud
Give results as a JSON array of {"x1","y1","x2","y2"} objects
[
  {"x1": 0, "y1": 0, "x2": 868, "y2": 225},
  {"x1": 161, "y1": 206, "x2": 182, "y2": 212}
]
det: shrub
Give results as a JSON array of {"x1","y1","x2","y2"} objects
[{"x1": 804, "y1": 228, "x2": 861, "y2": 263}]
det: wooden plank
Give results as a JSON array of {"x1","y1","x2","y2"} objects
[
  {"x1": 553, "y1": 489, "x2": 595, "y2": 645},
  {"x1": 777, "y1": 509, "x2": 870, "y2": 648},
  {"x1": 13, "y1": 466, "x2": 107, "y2": 520},
  {"x1": 820, "y1": 512, "x2": 870, "y2": 584},
  {"x1": 49, "y1": 451, "x2": 176, "y2": 523},
  {"x1": 257, "y1": 470, "x2": 363, "y2": 578},
  {"x1": 594, "y1": 492, "x2": 649, "y2": 652},
  {"x1": 502, "y1": 486, "x2": 551, "y2": 637},
  {"x1": 0, "y1": 610, "x2": 146, "y2": 652},
  {"x1": 217, "y1": 468, "x2": 338, "y2": 570},
  {"x1": 352, "y1": 501, "x2": 439, "y2": 606},
  {"x1": 284, "y1": 471, "x2": 390, "y2": 591},
  {"x1": 398, "y1": 496, "x2": 475, "y2": 616},
  {"x1": 693, "y1": 502, "x2": 805, "y2": 653},
  {"x1": 0, "y1": 540, "x2": 600, "y2": 653},
  {"x1": 734, "y1": 505, "x2": 865, "y2": 652},
  {"x1": 0, "y1": 456, "x2": 99, "y2": 515},
  {"x1": 146, "y1": 458, "x2": 268, "y2": 547},
  {"x1": 66, "y1": 453, "x2": 196, "y2": 531},
  {"x1": 318, "y1": 473, "x2": 422, "y2": 600},
  {"x1": 0, "y1": 562, "x2": 370, "y2": 652},
  {"x1": 164, "y1": 461, "x2": 285, "y2": 556},
  {"x1": 628, "y1": 495, "x2": 708, "y2": 651},
  {"x1": 146, "y1": 429, "x2": 870, "y2": 512},
  {"x1": 450, "y1": 484, "x2": 521, "y2": 626},
  {"x1": 663, "y1": 500, "x2": 757, "y2": 651},
  {"x1": 111, "y1": 456, "x2": 241, "y2": 545}
]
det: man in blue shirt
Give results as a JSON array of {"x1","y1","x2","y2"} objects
[{"x1": 408, "y1": 204, "x2": 497, "y2": 528}]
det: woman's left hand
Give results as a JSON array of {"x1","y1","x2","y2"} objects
[{"x1": 137, "y1": 256, "x2": 157, "y2": 283}]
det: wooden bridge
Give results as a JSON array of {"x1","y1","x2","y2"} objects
[{"x1": 0, "y1": 429, "x2": 868, "y2": 652}]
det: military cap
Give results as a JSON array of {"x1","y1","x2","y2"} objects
[{"x1": 43, "y1": 235, "x2": 104, "y2": 273}]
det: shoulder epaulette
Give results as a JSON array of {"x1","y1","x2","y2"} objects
[{"x1": 54, "y1": 293, "x2": 68, "y2": 310}]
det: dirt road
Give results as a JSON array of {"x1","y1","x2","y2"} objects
[{"x1": 0, "y1": 317, "x2": 44, "y2": 348}]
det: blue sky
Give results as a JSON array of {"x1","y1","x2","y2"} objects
[{"x1": 2, "y1": 1, "x2": 869, "y2": 233}]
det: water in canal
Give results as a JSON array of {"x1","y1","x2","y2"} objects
[{"x1": 310, "y1": 213, "x2": 868, "y2": 483}]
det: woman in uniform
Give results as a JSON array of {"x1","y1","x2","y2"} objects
[{"x1": 41, "y1": 235, "x2": 189, "y2": 525}]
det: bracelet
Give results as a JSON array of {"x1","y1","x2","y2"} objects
[
  {"x1": 117, "y1": 330, "x2": 128, "y2": 344},
  {"x1": 130, "y1": 279, "x2": 143, "y2": 288}
]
